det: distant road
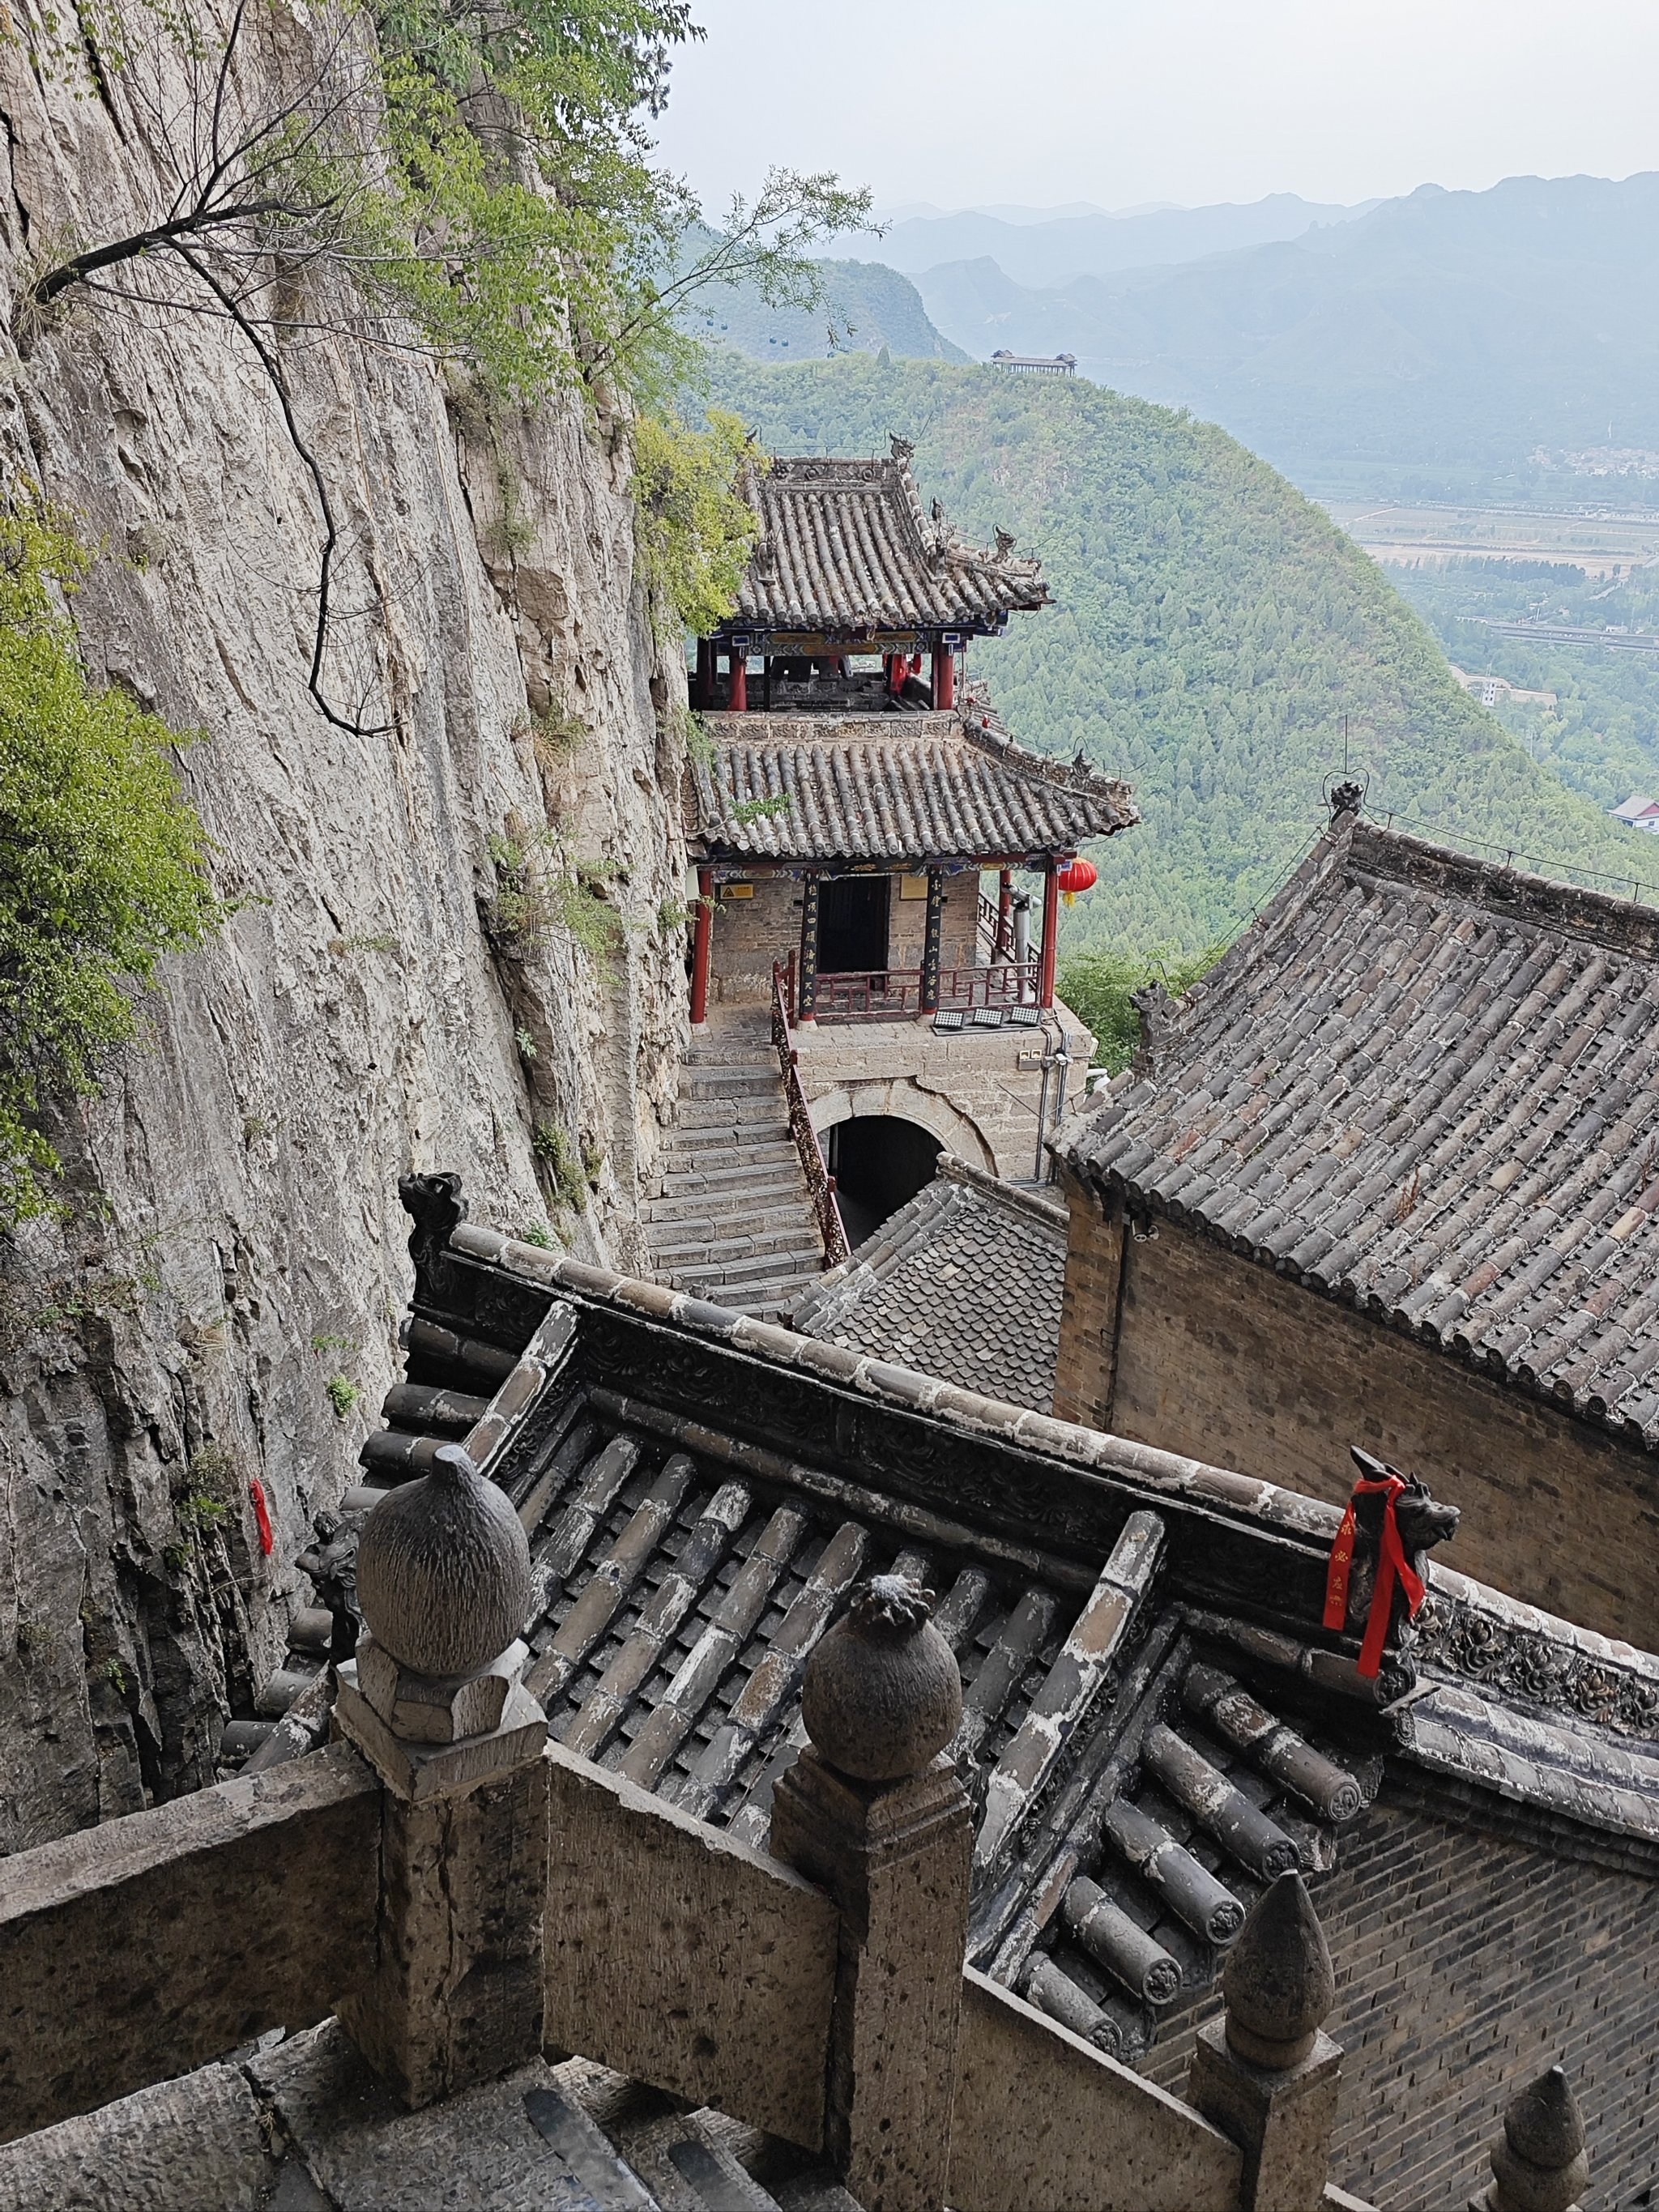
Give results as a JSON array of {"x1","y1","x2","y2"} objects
[{"x1": 1478, "y1": 619, "x2": 1659, "y2": 654}]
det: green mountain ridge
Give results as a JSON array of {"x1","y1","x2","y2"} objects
[
  {"x1": 701, "y1": 350, "x2": 1659, "y2": 956},
  {"x1": 685, "y1": 257, "x2": 966, "y2": 366}
]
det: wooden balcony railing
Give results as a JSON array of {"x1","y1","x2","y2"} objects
[
  {"x1": 772, "y1": 960, "x2": 852, "y2": 1267},
  {"x1": 806, "y1": 963, "x2": 1042, "y2": 1023},
  {"x1": 977, "y1": 890, "x2": 1018, "y2": 963}
]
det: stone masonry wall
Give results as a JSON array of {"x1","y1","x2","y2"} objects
[
  {"x1": 1141, "y1": 1787, "x2": 1659, "y2": 2212},
  {"x1": 797, "y1": 1007, "x2": 1092, "y2": 1186},
  {"x1": 0, "y1": 15, "x2": 688, "y2": 1846},
  {"x1": 1052, "y1": 1184, "x2": 1659, "y2": 1646}
]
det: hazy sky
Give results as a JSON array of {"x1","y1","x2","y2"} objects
[{"x1": 652, "y1": 0, "x2": 1659, "y2": 217}]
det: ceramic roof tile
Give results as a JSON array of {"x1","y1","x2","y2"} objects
[
  {"x1": 791, "y1": 1161, "x2": 1068, "y2": 1413},
  {"x1": 689, "y1": 710, "x2": 1137, "y2": 864},
  {"x1": 731, "y1": 452, "x2": 1048, "y2": 635},
  {"x1": 1062, "y1": 812, "x2": 1659, "y2": 1446}
]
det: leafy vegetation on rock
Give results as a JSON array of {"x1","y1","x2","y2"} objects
[
  {"x1": 0, "y1": 491, "x2": 221, "y2": 1227},
  {"x1": 703, "y1": 351, "x2": 1657, "y2": 954},
  {"x1": 632, "y1": 407, "x2": 761, "y2": 633}
]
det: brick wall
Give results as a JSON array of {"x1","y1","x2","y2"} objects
[
  {"x1": 1053, "y1": 1183, "x2": 1659, "y2": 1646},
  {"x1": 1141, "y1": 1788, "x2": 1659, "y2": 2210},
  {"x1": 708, "y1": 875, "x2": 798, "y2": 1004},
  {"x1": 708, "y1": 871, "x2": 984, "y2": 1004}
]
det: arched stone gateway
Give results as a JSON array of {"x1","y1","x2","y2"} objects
[
  {"x1": 811, "y1": 1080, "x2": 996, "y2": 1176},
  {"x1": 824, "y1": 1115, "x2": 944, "y2": 1248}
]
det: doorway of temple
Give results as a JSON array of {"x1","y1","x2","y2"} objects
[
  {"x1": 817, "y1": 874, "x2": 891, "y2": 975},
  {"x1": 827, "y1": 1116, "x2": 942, "y2": 1248}
]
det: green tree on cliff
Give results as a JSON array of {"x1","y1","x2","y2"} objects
[{"x1": 0, "y1": 490, "x2": 222, "y2": 1225}]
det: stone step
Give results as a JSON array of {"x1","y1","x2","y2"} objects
[
  {"x1": 672, "y1": 1101, "x2": 793, "y2": 1136},
  {"x1": 705, "y1": 1275, "x2": 822, "y2": 1319},
  {"x1": 658, "y1": 1138, "x2": 800, "y2": 1173},
  {"x1": 641, "y1": 1185, "x2": 814, "y2": 1229},
  {"x1": 671, "y1": 1244, "x2": 825, "y2": 1290},
  {"x1": 676, "y1": 1066, "x2": 783, "y2": 1102},
  {"x1": 608, "y1": 2105, "x2": 798, "y2": 2212},
  {"x1": 653, "y1": 1224, "x2": 825, "y2": 1267},
  {"x1": 655, "y1": 1150, "x2": 802, "y2": 1193}
]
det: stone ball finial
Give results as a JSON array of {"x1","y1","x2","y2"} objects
[
  {"x1": 1221, "y1": 1869, "x2": 1337, "y2": 2069},
  {"x1": 355, "y1": 1443, "x2": 531, "y2": 1678},
  {"x1": 1486, "y1": 2065, "x2": 1589, "y2": 2212},
  {"x1": 800, "y1": 1573, "x2": 963, "y2": 1782}
]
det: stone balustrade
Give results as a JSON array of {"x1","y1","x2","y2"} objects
[{"x1": 0, "y1": 1461, "x2": 1376, "y2": 2212}]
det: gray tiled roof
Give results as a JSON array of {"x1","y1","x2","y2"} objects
[
  {"x1": 731, "y1": 451, "x2": 1048, "y2": 636},
  {"x1": 791, "y1": 1158, "x2": 1068, "y2": 1413},
  {"x1": 313, "y1": 1199, "x2": 1659, "y2": 2082},
  {"x1": 689, "y1": 709, "x2": 1137, "y2": 863},
  {"x1": 1061, "y1": 811, "x2": 1659, "y2": 1446}
]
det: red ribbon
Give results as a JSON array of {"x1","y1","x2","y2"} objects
[
  {"x1": 249, "y1": 1477, "x2": 275, "y2": 1558},
  {"x1": 1323, "y1": 1472, "x2": 1426, "y2": 1679}
]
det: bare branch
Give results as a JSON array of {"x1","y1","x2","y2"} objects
[{"x1": 163, "y1": 235, "x2": 389, "y2": 737}]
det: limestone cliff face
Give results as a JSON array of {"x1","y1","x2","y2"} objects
[{"x1": 0, "y1": 26, "x2": 689, "y2": 1845}]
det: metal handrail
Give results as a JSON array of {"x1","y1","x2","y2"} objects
[{"x1": 771, "y1": 961, "x2": 851, "y2": 1268}]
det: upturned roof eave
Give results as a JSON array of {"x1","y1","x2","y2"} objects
[{"x1": 1056, "y1": 803, "x2": 1659, "y2": 1455}]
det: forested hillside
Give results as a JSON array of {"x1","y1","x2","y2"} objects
[
  {"x1": 704, "y1": 352, "x2": 1657, "y2": 954},
  {"x1": 1394, "y1": 558, "x2": 1659, "y2": 814}
]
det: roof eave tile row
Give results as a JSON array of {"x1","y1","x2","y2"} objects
[{"x1": 690, "y1": 709, "x2": 1137, "y2": 864}]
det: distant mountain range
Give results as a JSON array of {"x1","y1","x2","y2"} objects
[
  {"x1": 834, "y1": 194, "x2": 1375, "y2": 289},
  {"x1": 908, "y1": 173, "x2": 1659, "y2": 501}
]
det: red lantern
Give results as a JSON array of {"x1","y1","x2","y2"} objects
[{"x1": 1056, "y1": 856, "x2": 1098, "y2": 906}]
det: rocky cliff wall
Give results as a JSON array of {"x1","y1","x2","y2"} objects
[{"x1": 0, "y1": 19, "x2": 690, "y2": 1846}]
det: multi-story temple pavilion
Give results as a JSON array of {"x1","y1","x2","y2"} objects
[{"x1": 655, "y1": 441, "x2": 1137, "y2": 1309}]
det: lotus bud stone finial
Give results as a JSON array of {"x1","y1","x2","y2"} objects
[{"x1": 800, "y1": 1573, "x2": 963, "y2": 1782}]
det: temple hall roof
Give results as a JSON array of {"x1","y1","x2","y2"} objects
[
  {"x1": 791, "y1": 1157, "x2": 1068, "y2": 1413},
  {"x1": 1060, "y1": 806, "x2": 1659, "y2": 1448},
  {"x1": 727, "y1": 446, "x2": 1049, "y2": 639},
  {"x1": 689, "y1": 706, "x2": 1137, "y2": 865},
  {"x1": 247, "y1": 1178, "x2": 1659, "y2": 2085}
]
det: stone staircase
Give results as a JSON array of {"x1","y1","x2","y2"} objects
[
  {"x1": 645, "y1": 1015, "x2": 829, "y2": 1318},
  {"x1": 528, "y1": 2065, "x2": 864, "y2": 2212}
]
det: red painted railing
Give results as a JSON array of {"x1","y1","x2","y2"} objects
[
  {"x1": 771, "y1": 961, "x2": 851, "y2": 1268},
  {"x1": 977, "y1": 892, "x2": 1017, "y2": 963},
  {"x1": 940, "y1": 961, "x2": 1041, "y2": 1009},
  {"x1": 807, "y1": 963, "x2": 1042, "y2": 1022}
]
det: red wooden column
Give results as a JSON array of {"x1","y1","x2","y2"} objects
[
  {"x1": 727, "y1": 649, "x2": 748, "y2": 711},
  {"x1": 932, "y1": 641, "x2": 956, "y2": 710},
  {"x1": 1039, "y1": 860, "x2": 1060, "y2": 1008},
  {"x1": 997, "y1": 867, "x2": 1013, "y2": 958},
  {"x1": 690, "y1": 867, "x2": 714, "y2": 1025}
]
